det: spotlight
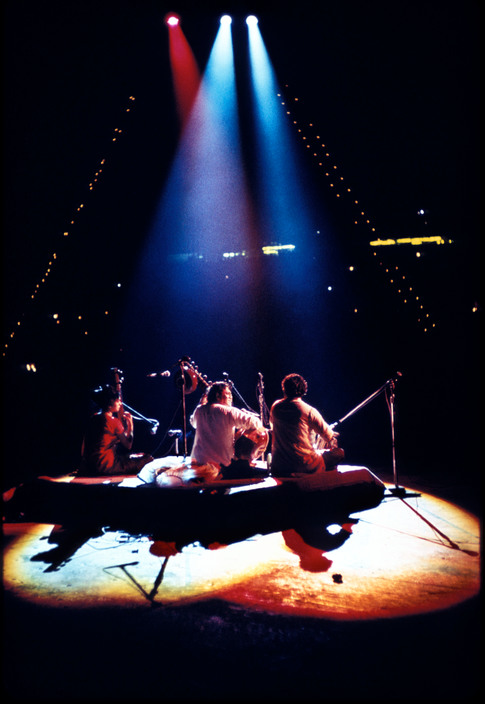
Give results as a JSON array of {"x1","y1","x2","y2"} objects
[
  {"x1": 220, "y1": 15, "x2": 232, "y2": 25},
  {"x1": 165, "y1": 13, "x2": 180, "y2": 27},
  {"x1": 246, "y1": 15, "x2": 258, "y2": 26}
]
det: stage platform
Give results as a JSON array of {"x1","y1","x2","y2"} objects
[{"x1": 3, "y1": 482, "x2": 480, "y2": 620}]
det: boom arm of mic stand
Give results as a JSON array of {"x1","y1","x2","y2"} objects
[
  {"x1": 334, "y1": 380, "x2": 389, "y2": 426},
  {"x1": 332, "y1": 374, "x2": 417, "y2": 498},
  {"x1": 121, "y1": 402, "x2": 159, "y2": 430}
]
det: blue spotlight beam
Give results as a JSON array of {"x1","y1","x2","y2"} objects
[
  {"x1": 146, "y1": 19, "x2": 253, "y2": 262},
  {"x1": 130, "y1": 15, "x2": 257, "y2": 343},
  {"x1": 247, "y1": 19, "x2": 317, "y2": 251},
  {"x1": 203, "y1": 17, "x2": 238, "y2": 140},
  {"x1": 176, "y1": 18, "x2": 253, "y2": 257}
]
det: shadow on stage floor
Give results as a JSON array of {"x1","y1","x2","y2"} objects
[{"x1": 2, "y1": 445, "x2": 482, "y2": 704}]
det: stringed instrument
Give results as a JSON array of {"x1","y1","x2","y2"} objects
[
  {"x1": 243, "y1": 372, "x2": 270, "y2": 460},
  {"x1": 174, "y1": 357, "x2": 209, "y2": 395},
  {"x1": 110, "y1": 367, "x2": 132, "y2": 432},
  {"x1": 177, "y1": 358, "x2": 269, "y2": 461}
]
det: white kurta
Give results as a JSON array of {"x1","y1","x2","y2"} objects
[{"x1": 191, "y1": 403, "x2": 262, "y2": 467}]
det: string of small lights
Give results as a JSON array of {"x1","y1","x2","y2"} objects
[
  {"x1": 3, "y1": 96, "x2": 136, "y2": 360},
  {"x1": 278, "y1": 86, "x2": 437, "y2": 333}
]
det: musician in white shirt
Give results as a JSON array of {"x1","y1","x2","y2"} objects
[{"x1": 190, "y1": 382, "x2": 267, "y2": 468}]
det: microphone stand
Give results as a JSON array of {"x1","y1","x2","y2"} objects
[
  {"x1": 222, "y1": 372, "x2": 256, "y2": 414},
  {"x1": 180, "y1": 360, "x2": 188, "y2": 459},
  {"x1": 385, "y1": 379, "x2": 418, "y2": 497},
  {"x1": 109, "y1": 368, "x2": 159, "y2": 433},
  {"x1": 333, "y1": 373, "x2": 419, "y2": 499}
]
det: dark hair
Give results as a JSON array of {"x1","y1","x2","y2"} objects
[
  {"x1": 91, "y1": 384, "x2": 119, "y2": 411},
  {"x1": 282, "y1": 373, "x2": 308, "y2": 399},
  {"x1": 234, "y1": 434, "x2": 256, "y2": 459},
  {"x1": 207, "y1": 381, "x2": 231, "y2": 405}
]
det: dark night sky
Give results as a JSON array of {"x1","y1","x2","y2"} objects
[{"x1": 2, "y1": 0, "x2": 481, "y2": 486}]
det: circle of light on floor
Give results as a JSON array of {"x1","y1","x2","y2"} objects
[{"x1": 3, "y1": 487, "x2": 480, "y2": 620}]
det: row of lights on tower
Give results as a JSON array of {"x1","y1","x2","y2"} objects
[
  {"x1": 3, "y1": 96, "x2": 136, "y2": 359},
  {"x1": 281, "y1": 88, "x2": 438, "y2": 332}
]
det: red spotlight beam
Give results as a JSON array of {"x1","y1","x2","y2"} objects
[{"x1": 166, "y1": 20, "x2": 201, "y2": 126}]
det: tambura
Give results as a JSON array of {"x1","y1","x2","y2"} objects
[{"x1": 174, "y1": 364, "x2": 199, "y2": 394}]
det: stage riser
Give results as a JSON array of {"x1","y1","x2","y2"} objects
[{"x1": 8, "y1": 477, "x2": 385, "y2": 549}]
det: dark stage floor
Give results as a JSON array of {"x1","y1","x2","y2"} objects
[{"x1": 2, "y1": 591, "x2": 481, "y2": 703}]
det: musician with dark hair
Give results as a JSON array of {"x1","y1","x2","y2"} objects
[
  {"x1": 220, "y1": 434, "x2": 269, "y2": 480},
  {"x1": 190, "y1": 381, "x2": 267, "y2": 469},
  {"x1": 78, "y1": 385, "x2": 153, "y2": 476},
  {"x1": 270, "y1": 373, "x2": 344, "y2": 477}
]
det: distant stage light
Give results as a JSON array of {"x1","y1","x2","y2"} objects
[
  {"x1": 220, "y1": 15, "x2": 232, "y2": 25},
  {"x1": 165, "y1": 13, "x2": 180, "y2": 27},
  {"x1": 246, "y1": 15, "x2": 258, "y2": 26}
]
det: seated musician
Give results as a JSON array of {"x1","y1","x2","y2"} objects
[
  {"x1": 270, "y1": 373, "x2": 344, "y2": 477},
  {"x1": 78, "y1": 384, "x2": 153, "y2": 476},
  {"x1": 220, "y1": 434, "x2": 270, "y2": 480},
  {"x1": 190, "y1": 381, "x2": 268, "y2": 472}
]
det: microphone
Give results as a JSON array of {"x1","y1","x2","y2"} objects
[
  {"x1": 150, "y1": 422, "x2": 159, "y2": 435},
  {"x1": 147, "y1": 370, "x2": 170, "y2": 378}
]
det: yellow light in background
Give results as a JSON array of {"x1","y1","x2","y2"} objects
[
  {"x1": 272, "y1": 84, "x2": 442, "y2": 333},
  {"x1": 370, "y1": 236, "x2": 447, "y2": 247},
  {"x1": 261, "y1": 244, "x2": 296, "y2": 255}
]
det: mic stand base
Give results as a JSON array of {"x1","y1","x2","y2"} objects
[{"x1": 386, "y1": 485, "x2": 421, "y2": 499}]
